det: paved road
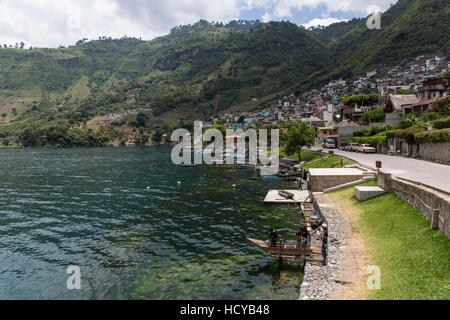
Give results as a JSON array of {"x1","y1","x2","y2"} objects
[{"x1": 318, "y1": 149, "x2": 450, "y2": 193}]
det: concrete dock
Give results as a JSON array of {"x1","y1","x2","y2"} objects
[
  {"x1": 308, "y1": 168, "x2": 369, "y2": 192},
  {"x1": 264, "y1": 190, "x2": 311, "y2": 204}
]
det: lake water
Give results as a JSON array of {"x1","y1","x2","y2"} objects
[{"x1": 0, "y1": 146, "x2": 305, "y2": 300}]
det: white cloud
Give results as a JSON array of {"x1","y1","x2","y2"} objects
[
  {"x1": 302, "y1": 17, "x2": 347, "y2": 28},
  {"x1": 257, "y1": 0, "x2": 395, "y2": 21},
  {"x1": 0, "y1": 0, "x2": 398, "y2": 48}
]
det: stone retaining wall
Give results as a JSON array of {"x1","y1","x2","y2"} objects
[
  {"x1": 386, "y1": 140, "x2": 450, "y2": 165},
  {"x1": 416, "y1": 142, "x2": 450, "y2": 165},
  {"x1": 309, "y1": 169, "x2": 365, "y2": 192},
  {"x1": 379, "y1": 172, "x2": 450, "y2": 238}
]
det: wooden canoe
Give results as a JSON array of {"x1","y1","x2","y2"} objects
[
  {"x1": 278, "y1": 191, "x2": 295, "y2": 199},
  {"x1": 247, "y1": 238, "x2": 313, "y2": 256}
]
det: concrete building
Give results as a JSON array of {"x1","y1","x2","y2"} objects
[{"x1": 417, "y1": 78, "x2": 450, "y2": 100}]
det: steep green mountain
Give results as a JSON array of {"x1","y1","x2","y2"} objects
[
  {"x1": 300, "y1": 0, "x2": 450, "y2": 89},
  {"x1": 0, "y1": 0, "x2": 449, "y2": 147},
  {"x1": 0, "y1": 20, "x2": 332, "y2": 127}
]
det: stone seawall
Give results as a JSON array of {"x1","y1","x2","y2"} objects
[{"x1": 300, "y1": 193, "x2": 360, "y2": 300}]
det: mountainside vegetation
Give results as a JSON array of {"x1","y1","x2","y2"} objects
[{"x1": 0, "y1": 0, "x2": 449, "y2": 147}]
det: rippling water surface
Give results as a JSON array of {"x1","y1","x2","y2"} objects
[{"x1": 0, "y1": 146, "x2": 305, "y2": 300}]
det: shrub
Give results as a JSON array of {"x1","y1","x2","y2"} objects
[
  {"x1": 361, "y1": 108, "x2": 385, "y2": 125},
  {"x1": 415, "y1": 129, "x2": 450, "y2": 144},
  {"x1": 353, "y1": 125, "x2": 392, "y2": 138},
  {"x1": 386, "y1": 125, "x2": 425, "y2": 144},
  {"x1": 354, "y1": 135, "x2": 387, "y2": 146},
  {"x1": 421, "y1": 112, "x2": 440, "y2": 122},
  {"x1": 432, "y1": 116, "x2": 450, "y2": 130},
  {"x1": 398, "y1": 113, "x2": 419, "y2": 129},
  {"x1": 342, "y1": 94, "x2": 379, "y2": 107}
]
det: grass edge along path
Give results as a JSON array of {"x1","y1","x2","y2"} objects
[
  {"x1": 280, "y1": 149, "x2": 354, "y2": 169},
  {"x1": 328, "y1": 183, "x2": 450, "y2": 300}
]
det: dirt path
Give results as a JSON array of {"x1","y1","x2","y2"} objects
[
  {"x1": 325, "y1": 195, "x2": 370, "y2": 300},
  {"x1": 301, "y1": 193, "x2": 371, "y2": 300}
]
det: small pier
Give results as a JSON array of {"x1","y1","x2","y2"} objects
[{"x1": 264, "y1": 190, "x2": 311, "y2": 204}]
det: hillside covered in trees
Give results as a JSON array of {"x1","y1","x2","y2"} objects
[{"x1": 0, "y1": 0, "x2": 449, "y2": 147}]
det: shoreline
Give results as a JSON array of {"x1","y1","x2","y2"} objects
[
  {"x1": 299, "y1": 193, "x2": 368, "y2": 300},
  {"x1": 0, "y1": 143, "x2": 171, "y2": 150}
]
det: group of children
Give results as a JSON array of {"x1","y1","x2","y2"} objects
[
  {"x1": 268, "y1": 225, "x2": 328, "y2": 265},
  {"x1": 268, "y1": 225, "x2": 310, "y2": 248}
]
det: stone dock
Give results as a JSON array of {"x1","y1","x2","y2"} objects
[{"x1": 299, "y1": 193, "x2": 364, "y2": 300}]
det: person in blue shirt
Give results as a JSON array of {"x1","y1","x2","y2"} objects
[{"x1": 322, "y1": 242, "x2": 328, "y2": 265}]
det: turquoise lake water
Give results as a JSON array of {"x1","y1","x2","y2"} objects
[{"x1": 0, "y1": 146, "x2": 305, "y2": 300}]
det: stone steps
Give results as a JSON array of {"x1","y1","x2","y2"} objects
[{"x1": 355, "y1": 186, "x2": 386, "y2": 201}]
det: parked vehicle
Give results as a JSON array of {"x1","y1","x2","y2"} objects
[
  {"x1": 339, "y1": 143, "x2": 348, "y2": 151},
  {"x1": 322, "y1": 139, "x2": 336, "y2": 149},
  {"x1": 346, "y1": 143, "x2": 360, "y2": 152},
  {"x1": 356, "y1": 144, "x2": 377, "y2": 153}
]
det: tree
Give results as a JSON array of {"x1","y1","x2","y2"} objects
[
  {"x1": 281, "y1": 121, "x2": 315, "y2": 162},
  {"x1": 342, "y1": 94, "x2": 379, "y2": 107},
  {"x1": 153, "y1": 128, "x2": 164, "y2": 143},
  {"x1": 208, "y1": 125, "x2": 227, "y2": 136},
  {"x1": 133, "y1": 112, "x2": 150, "y2": 128},
  {"x1": 395, "y1": 89, "x2": 413, "y2": 95},
  {"x1": 362, "y1": 108, "x2": 385, "y2": 125}
]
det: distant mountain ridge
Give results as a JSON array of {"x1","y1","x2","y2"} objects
[{"x1": 0, "y1": 0, "x2": 448, "y2": 135}]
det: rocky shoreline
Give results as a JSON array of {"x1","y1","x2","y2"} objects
[{"x1": 299, "y1": 192, "x2": 361, "y2": 300}]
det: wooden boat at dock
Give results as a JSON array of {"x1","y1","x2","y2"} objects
[
  {"x1": 276, "y1": 171, "x2": 301, "y2": 178},
  {"x1": 278, "y1": 190, "x2": 295, "y2": 199},
  {"x1": 247, "y1": 238, "x2": 313, "y2": 256}
]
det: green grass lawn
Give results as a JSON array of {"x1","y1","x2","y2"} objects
[
  {"x1": 302, "y1": 156, "x2": 353, "y2": 170},
  {"x1": 279, "y1": 148, "x2": 353, "y2": 169},
  {"x1": 329, "y1": 184, "x2": 450, "y2": 300},
  {"x1": 279, "y1": 149, "x2": 322, "y2": 162}
]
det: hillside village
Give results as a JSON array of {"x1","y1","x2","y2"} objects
[{"x1": 207, "y1": 54, "x2": 449, "y2": 150}]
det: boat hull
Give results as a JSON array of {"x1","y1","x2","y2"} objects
[{"x1": 247, "y1": 238, "x2": 312, "y2": 256}]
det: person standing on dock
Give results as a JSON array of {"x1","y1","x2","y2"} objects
[
  {"x1": 269, "y1": 229, "x2": 278, "y2": 247},
  {"x1": 321, "y1": 226, "x2": 328, "y2": 244},
  {"x1": 321, "y1": 226, "x2": 328, "y2": 265},
  {"x1": 296, "y1": 228, "x2": 304, "y2": 248},
  {"x1": 322, "y1": 242, "x2": 327, "y2": 266},
  {"x1": 300, "y1": 225, "x2": 309, "y2": 244}
]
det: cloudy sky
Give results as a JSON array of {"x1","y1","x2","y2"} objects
[{"x1": 0, "y1": 0, "x2": 397, "y2": 48}]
